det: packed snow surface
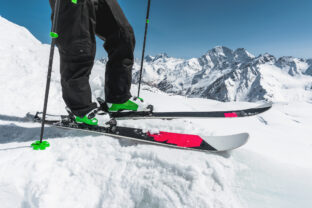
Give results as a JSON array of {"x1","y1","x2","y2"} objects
[{"x1": 1, "y1": 16, "x2": 312, "y2": 208}]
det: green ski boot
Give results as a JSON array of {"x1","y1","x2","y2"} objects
[
  {"x1": 106, "y1": 97, "x2": 152, "y2": 112},
  {"x1": 69, "y1": 108, "x2": 99, "y2": 126}
]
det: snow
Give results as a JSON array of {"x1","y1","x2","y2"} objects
[
  {"x1": 1, "y1": 16, "x2": 312, "y2": 208},
  {"x1": 129, "y1": 46, "x2": 312, "y2": 102}
]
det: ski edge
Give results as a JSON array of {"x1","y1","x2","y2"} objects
[
  {"x1": 110, "y1": 102, "x2": 273, "y2": 119},
  {"x1": 26, "y1": 113, "x2": 249, "y2": 153}
]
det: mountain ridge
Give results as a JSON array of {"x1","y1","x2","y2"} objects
[
  {"x1": 118, "y1": 46, "x2": 312, "y2": 102},
  {"x1": 1, "y1": 16, "x2": 311, "y2": 103}
]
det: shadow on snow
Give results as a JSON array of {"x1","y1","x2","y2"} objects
[
  {"x1": 0, "y1": 114, "x2": 141, "y2": 149},
  {"x1": 0, "y1": 114, "x2": 232, "y2": 157}
]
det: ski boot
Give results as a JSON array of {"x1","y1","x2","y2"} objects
[
  {"x1": 75, "y1": 109, "x2": 99, "y2": 126},
  {"x1": 68, "y1": 108, "x2": 99, "y2": 126},
  {"x1": 66, "y1": 107, "x2": 117, "y2": 132},
  {"x1": 97, "y1": 97, "x2": 153, "y2": 113}
]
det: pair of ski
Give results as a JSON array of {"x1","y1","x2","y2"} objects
[{"x1": 27, "y1": 102, "x2": 272, "y2": 153}]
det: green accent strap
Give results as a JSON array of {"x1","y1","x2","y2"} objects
[
  {"x1": 50, "y1": 32, "x2": 58, "y2": 38},
  {"x1": 146, "y1": 19, "x2": 150, "y2": 24},
  {"x1": 75, "y1": 116, "x2": 98, "y2": 126},
  {"x1": 31, "y1": 141, "x2": 50, "y2": 150},
  {"x1": 72, "y1": 0, "x2": 77, "y2": 4},
  {"x1": 109, "y1": 100, "x2": 139, "y2": 112}
]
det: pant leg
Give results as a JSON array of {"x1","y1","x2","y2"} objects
[
  {"x1": 49, "y1": 0, "x2": 97, "y2": 117},
  {"x1": 95, "y1": 0, "x2": 136, "y2": 103}
]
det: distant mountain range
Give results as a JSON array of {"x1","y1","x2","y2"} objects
[
  {"x1": 2, "y1": 14, "x2": 310, "y2": 103},
  {"x1": 99, "y1": 46, "x2": 312, "y2": 102}
]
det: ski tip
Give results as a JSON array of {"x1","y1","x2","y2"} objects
[
  {"x1": 240, "y1": 132, "x2": 250, "y2": 141},
  {"x1": 230, "y1": 132, "x2": 250, "y2": 143},
  {"x1": 257, "y1": 101, "x2": 273, "y2": 109},
  {"x1": 203, "y1": 132, "x2": 250, "y2": 152}
]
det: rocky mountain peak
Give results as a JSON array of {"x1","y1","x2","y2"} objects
[
  {"x1": 233, "y1": 48, "x2": 255, "y2": 62},
  {"x1": 153, "y1": 53, "x2": 169, "y2": 61},
  {"x1": 207, "y1": 46, "x2": 233, "y2": 58},
  {"x1": 130, "y1": 47, "x2": 312, "y2": 102},
  {"x1": 254, "y1": 53, "x2": 276, "y2": 64}
]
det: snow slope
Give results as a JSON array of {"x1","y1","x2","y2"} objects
[{"x1": 1, "y1": 16, "x2": 312, "y2": 208}]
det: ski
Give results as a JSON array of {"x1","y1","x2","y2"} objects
[
  {"x1": 102, "y1": 102, "x2": 272, "y2": 120},
  {"x1": 26, "y1": 113, "x2": 249, "y2": 152}
]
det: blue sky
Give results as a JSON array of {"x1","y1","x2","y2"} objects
[{"x1": 0, "y1": 0, "x2": 311, "y2": 59}]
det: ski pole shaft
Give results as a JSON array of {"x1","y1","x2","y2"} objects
[
  {"x1": 39, "y1": 0, "x2": 61, "y2": 143},
  {"x1": 137, "y1": 0, "x2": 151, "y2": 97}
]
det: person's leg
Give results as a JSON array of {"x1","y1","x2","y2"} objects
[
  {"x1": 49, "y1": 0, "x2": 97, "y2": 117},
  {"x1": 95, "y1": 0, "x2": 136, "y2": 103}
]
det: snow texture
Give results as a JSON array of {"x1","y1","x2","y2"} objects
[{"x1": 0, "y1": 16, "x2": 312, "y2": 208}]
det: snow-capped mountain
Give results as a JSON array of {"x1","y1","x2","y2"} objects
[
  {"x1": 107, "y1": 46, "x2": 312, "y2": 102},
  {"x1": 1, "y1": 16, "x2": 312, "y2": 208}
]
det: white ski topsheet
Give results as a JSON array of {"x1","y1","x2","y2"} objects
[{"x1": 203, "y1": 133, "x2": 249, "y2": 151}]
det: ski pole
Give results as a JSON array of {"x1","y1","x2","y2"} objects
[
  {"x1": 31, "y1": 0, "x2": 62, "y2": 150},
  {"x1": 137, "y1": 0, "x2": 151, "y2": 98}
]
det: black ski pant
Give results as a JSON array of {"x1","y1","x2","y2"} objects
[{"x1": 49, "y1": 0, "x2": 135, "y2": 117}]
